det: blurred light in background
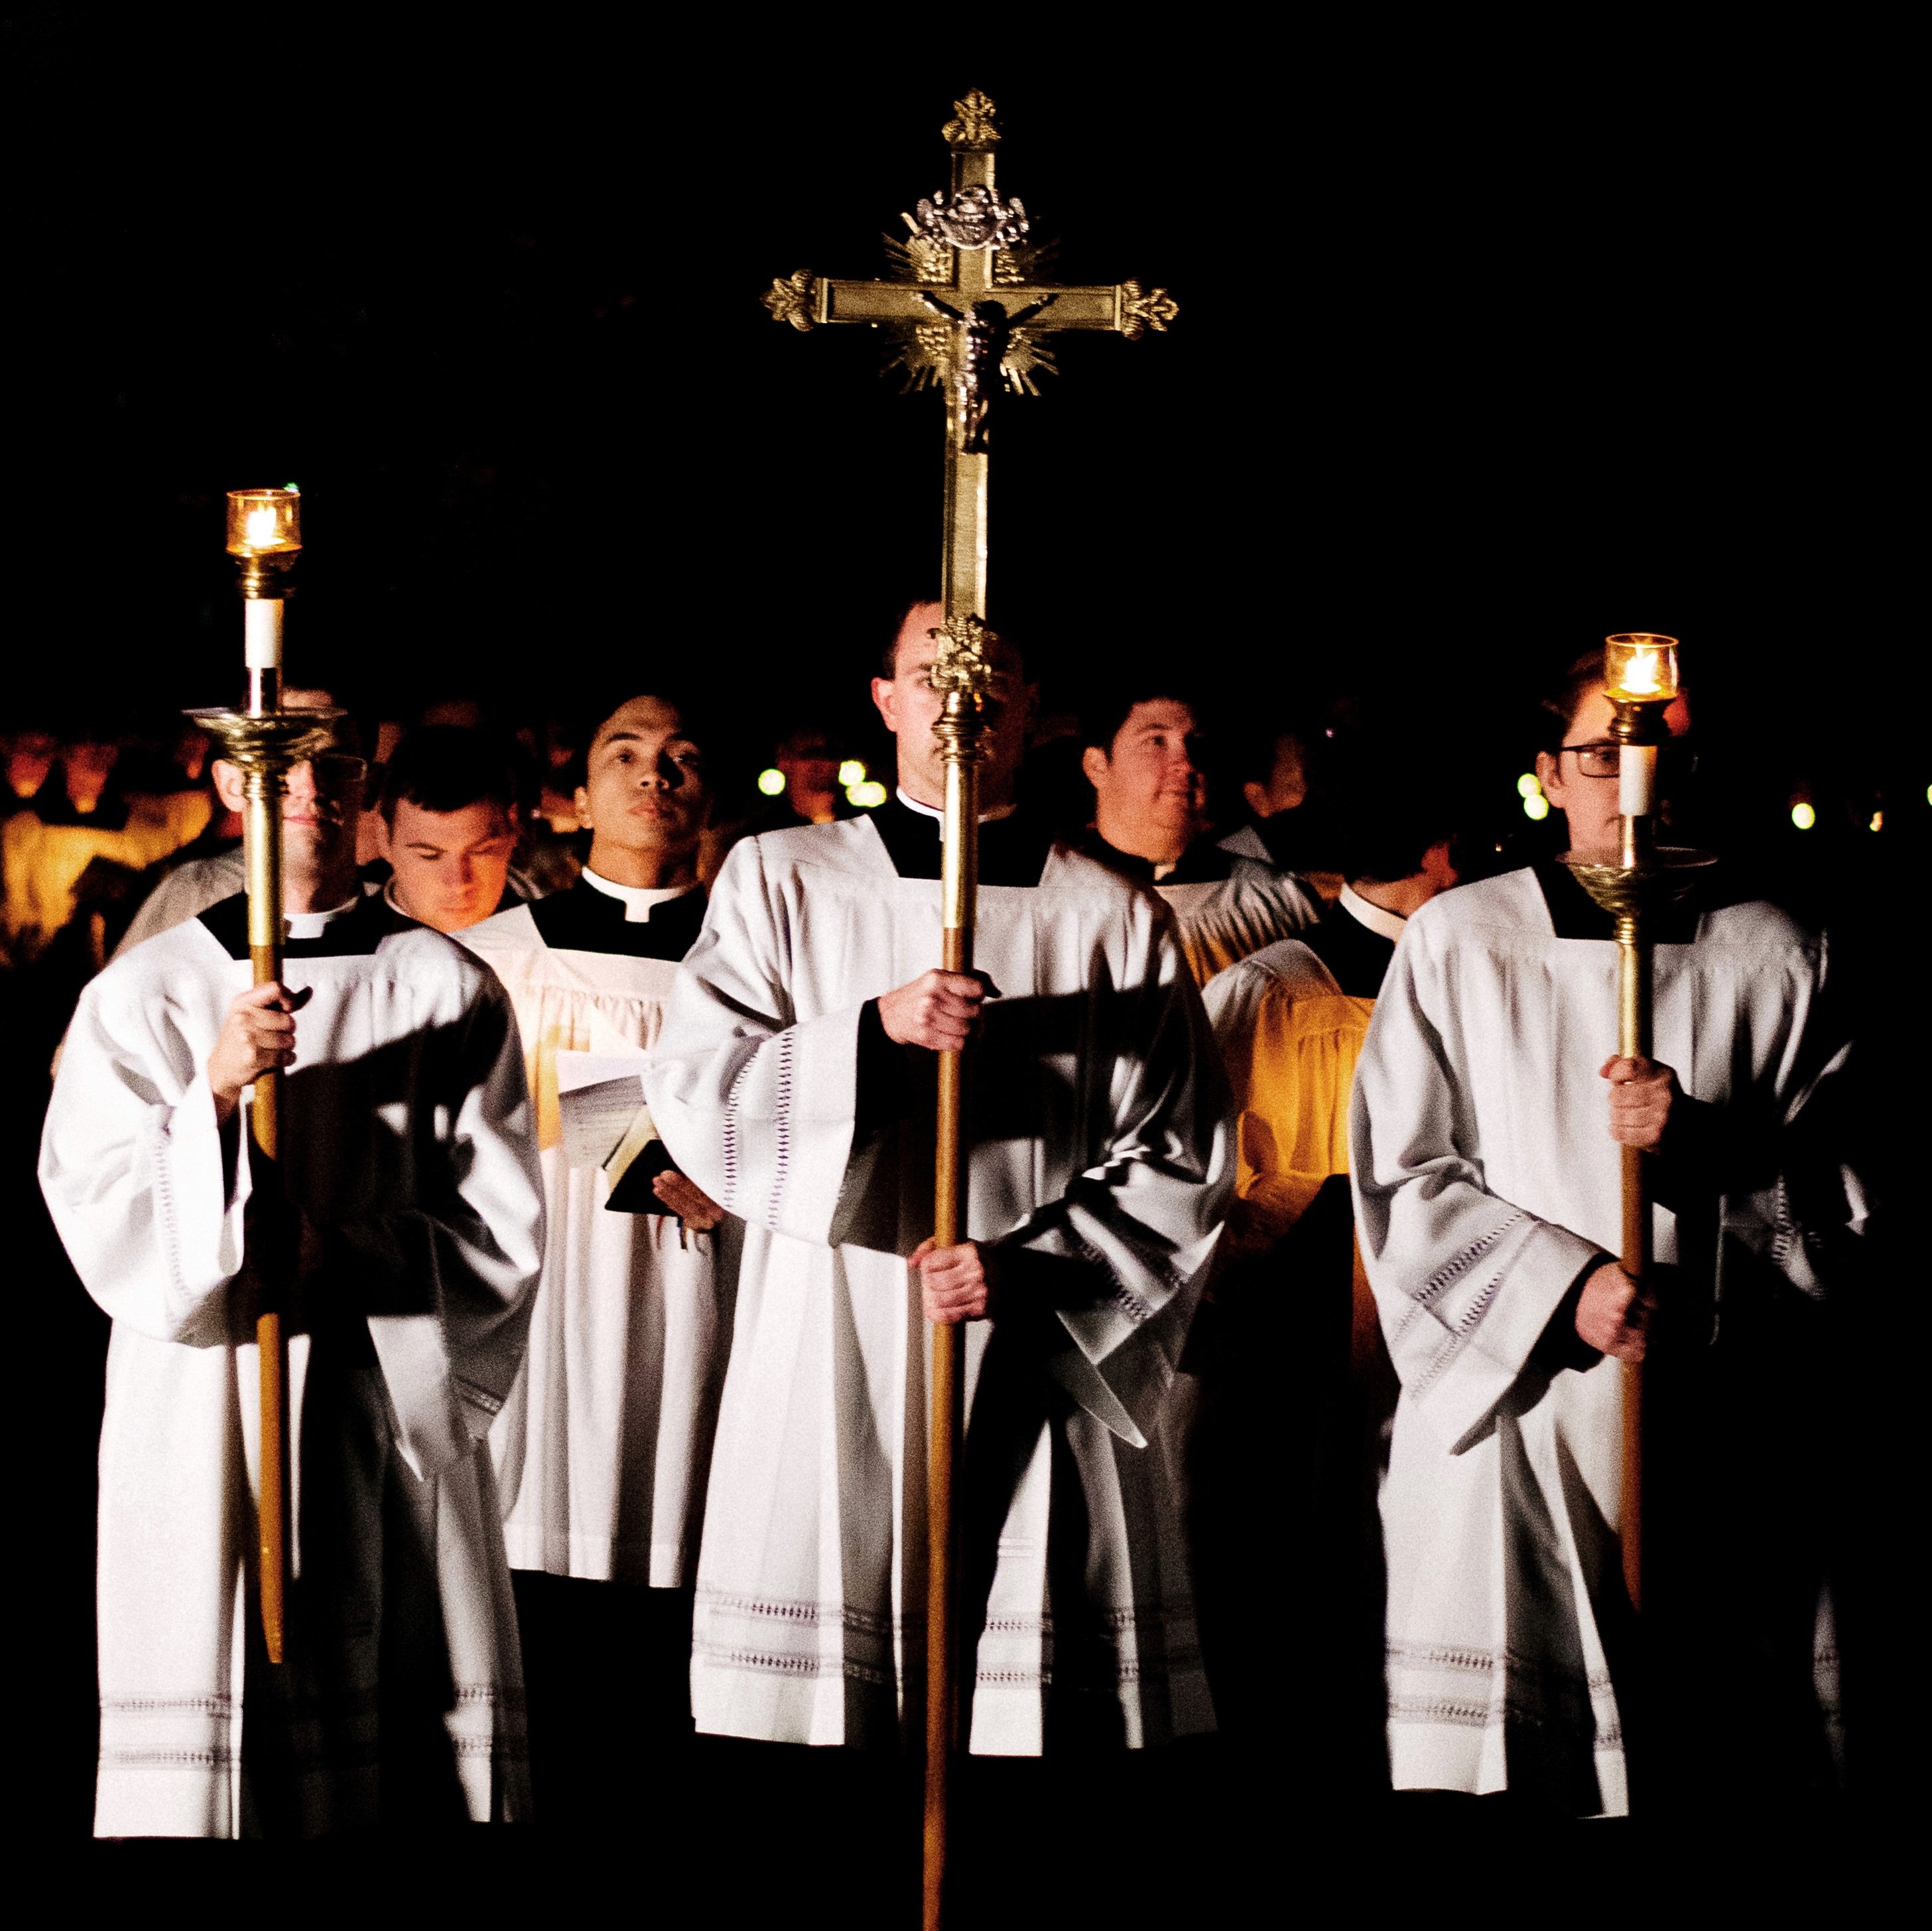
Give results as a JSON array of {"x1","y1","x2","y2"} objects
[
  {"x1": 1516, "y1": 773, "x2": 1542, "y2": 798},
  {"x1": 1521, "y1": 792, "x2": 1550, "y2": 822},
  {"x1": 1791, "y1": 802, "x2": 1816, "y2": 830},
  {"x1": 838, "y1": 759, "x2": 866, "y2": 787},
  {"x1": 847, "y1": 780, "x2": 887, "y2": 808},
  {"x1": 756, "y1": 768, "x2": 785, "y2": 796},
  {"x1": 1869, "y1": 811, "x2": 1884, "y2": 832}
]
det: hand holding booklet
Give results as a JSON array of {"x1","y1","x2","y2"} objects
[{"x1": 554, "y1": 1050, "x2": 681, "y2": 1214}]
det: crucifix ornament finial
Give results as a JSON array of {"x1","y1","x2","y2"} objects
[
  {"x1": 942, "y1": 88, "x2": 1000, "y2": 148},
  {"x1": 926, "y1": 614, "x2": 1000, "y2": 702}
]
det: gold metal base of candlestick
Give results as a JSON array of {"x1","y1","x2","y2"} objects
[
  {"x1": 186, "y1": 706, "x2": 343, "y2": 771},
  {"x1": 1561, "y1": 846, "x2": 1717, "y2": 923}
]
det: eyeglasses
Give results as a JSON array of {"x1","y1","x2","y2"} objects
[
  {"x1": 1558, "y1": 739, "x2": 1622, "y2": 779},
  {"x1": 1557, "y1": 740, "x2": 1697, "y2": 781}
]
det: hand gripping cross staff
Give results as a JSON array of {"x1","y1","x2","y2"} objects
[
  {"x1": 1562, "y1": 633, "x2": 1712, "y2": 1617},
  {"x1": 763, "y1": 90, "x2": 1177, "y2": 1928},
  {"x1": 188, "y1": 487, "x2": 344, "y2": 1666}
]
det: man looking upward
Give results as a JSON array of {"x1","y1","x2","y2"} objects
[
  {"x1": 459, "y1": 695, "x2": 732, "y2": 1820},
  {"x1": 1350, "y1": 652, "x2": 1862, "y2": 1814},
  {"x1": 1078, "y1": 684, "x2": 1319, "y2": 984},
  {"x1": 648, "y1": 599, "x2": 1231, "y2": 1759},
  {"x1": 377, "y1": 726, "x2": 531, "y2": 933},
  {"x1": 42, "y1": 725, "x2": 543, "y2": 1836}
]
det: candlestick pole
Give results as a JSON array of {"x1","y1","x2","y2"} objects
[
  {"x1": 188, "y1": 488, "x2": 337, "y2": 1664},
  {"x1": 1563, "y1": 635, "x2": 1712, "y2": 1614}
]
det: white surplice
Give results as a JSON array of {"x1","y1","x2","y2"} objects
[
  {"x1": 1350, "y1": 867, "x2": 1860, "y2": 1815},
  {"x1": 459, "y1": 873, "x2": 732, "y2": 1587},
  {"x1": 40, "y1": 893, "x2": 545, "y2": 1838},
  {"x1": 645, "y1": 803, "x2": 1232, "y2": 1755},
  {"x1": 1157, "y1": 851, "x2": 1320, "y2": 985}
]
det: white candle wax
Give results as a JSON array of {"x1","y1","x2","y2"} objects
[
  {"x1": 244, "y1": 598, "x2": 285, "y2": 670},
  {"x1": 1620, "y1": 742, "x2": 1657, "y2": 817}
]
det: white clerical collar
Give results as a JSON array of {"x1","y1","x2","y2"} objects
[
  {"x1": 286, "y1": 897, "x2": 361, "y2": 940},
  {"x1": 581, "y1": 867, "x2": 700, "y2": 923},
  {"x1": 1339, "y1": 882, "x2": 1409, "y2": 944},
  {"x1": 895, "y1": 786, "x2": 1018, "y2": 828}
]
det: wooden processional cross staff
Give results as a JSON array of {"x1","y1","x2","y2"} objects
[{"x1": 763, "y1": 88, "x2": 1177, "y2": 1928}]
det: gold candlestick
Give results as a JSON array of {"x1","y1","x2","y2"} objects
[
  {"x1": 1561, "y1": 633, "x2": 1712, "y2": 1613},
  {"x1": 187, "y1": 486, "x2": 338, "y2": 1666}
]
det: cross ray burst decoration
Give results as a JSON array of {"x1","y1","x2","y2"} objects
[{"x1": 879, "y1": 235, "x2": 1061, "y2": 396}]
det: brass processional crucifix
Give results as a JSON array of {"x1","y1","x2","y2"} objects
[{"x1": 763, "y1": 88, "x2": 1177, "y2": 1930}]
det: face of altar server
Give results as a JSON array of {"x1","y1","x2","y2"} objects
[
  {"x1": 574, "y1": 696, "x2": 710, "y2": 887},
  {"x1": 382, "y1": 798, "x2": 518, "y2": 932},
  {"x1": 872, "y1": 601, "x2": 1035, "y2": 810},
  {"x1": 211, "y1": 690, "x2": 364, "y2": 907},
  {"x1": 1537, "y1": 681, "x2": 1693, "y2": 863},
  {"x1": 1082, "y1": 698, "x2": 1211, "y2": 863}
]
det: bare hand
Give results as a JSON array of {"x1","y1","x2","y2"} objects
[
  {"x1": 1600, "y1": 1056, "x2": 1677, "y2": 1151},
  {"x1": 912, "y1": 1237, "x2": 992, "y2": 1324},
  {"x1": 877, "y1": 969, "x2": 996, "y2": 1052},
  {"x1": 1575, "y1": 1259, "x2": 1652, "y2": 1362},
  {"x1": 652, "y1": 1169, "x2": 725, "y2": 1231},
  {"x1": 208, "y1": 982, "x2": 312, "y2": 1126}
]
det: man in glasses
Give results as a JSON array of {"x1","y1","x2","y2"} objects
[
  {"x1": 111, "y1": 688, "x2": 353, "y2": 958},
  {"x1": 42, "y1": 698, "x2": 545, "y2": 1837},
  {"x1": 1348, "y1": 649, "x2": 1863, "y2": 1815}
]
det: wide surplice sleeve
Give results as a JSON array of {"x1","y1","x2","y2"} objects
[
  {"x1": 40, "y1": 952, "x2": 251, "y2": 1349},
  {"x1": 645, "y1": 836, "x2": 875, "y2": 1246},
  {"x1": 1349, "y1": 924, "x2": 1604, "y2": 1454},
  {"x1": 330, "y1": 963, "x2": 545, "y2": 1479},
  {"x1": 986, "y1": 910, "x2": 1234, "y2": 1444}
]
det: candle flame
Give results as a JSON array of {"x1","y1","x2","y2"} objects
[
  {"x1": 244, "y1": 505, "x2": 283, "y2": 550},
  {"x1": 1620, "y1": 651, "x2": 1661, "y2": 697}
]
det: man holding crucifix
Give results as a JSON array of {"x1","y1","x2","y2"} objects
[{"x1": 646, "y1": 599, "x2": 1231, "y2": 1757}]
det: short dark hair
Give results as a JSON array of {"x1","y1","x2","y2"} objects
[
  {"x1": 1535, "y1": 651, "x2": 1608, "y2": 756},
  {"x1": 1078, "y1": 678, "x2": 1202, "y2": 758},
  {"x1": 880, "y1": 599, "x2": 1030, "y2": 680},
  {"x1": 1235, "y1": 724, "x2": 1306, "y2": 789},
  {"x1": 1336, "y1": 788, "x2": 1456, "y2": 885},
  {"x1": 379, "y1": 726, "x2": 519, "y2": 827},
  {"x1": 584, "y1": 692, "x2": 714, "y2": 765}
]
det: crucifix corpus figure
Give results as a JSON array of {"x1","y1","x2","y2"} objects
[{"x1": 740, "y1": 88, "x2": 1192, "y2": 1929}]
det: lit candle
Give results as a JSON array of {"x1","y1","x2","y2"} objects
[
  {"x1": 226, "y1": 487, "x2": 302, "y2": 713},
  {"x1": 1604, "y1": 633, "x2": 1680, "y2": 828}
]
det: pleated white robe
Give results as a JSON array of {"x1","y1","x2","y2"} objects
[
  {"x1": 40, "y1": 896, "x2": 544, "y2": 1838},
  {"x1": 645, "y1": 809, "x2": 1232, "y2": 1755},
  {"x1": 1350, "y1": 867, "x2": 1860, "y2": 1814},
  {"x1": 459, "y1": 882, "x2": 732, "y2": 1586},
  {"x1": 1156, "y1": 854, "x2": 1320, "y2": 986}
]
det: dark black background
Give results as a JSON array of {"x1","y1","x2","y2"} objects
[
  {"x1": 2, "y1": 7, "x2": 1919, "y2": 1900},
  {"x1": 3, "y1": 13, "x2": 1921, "y2": 863}
]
